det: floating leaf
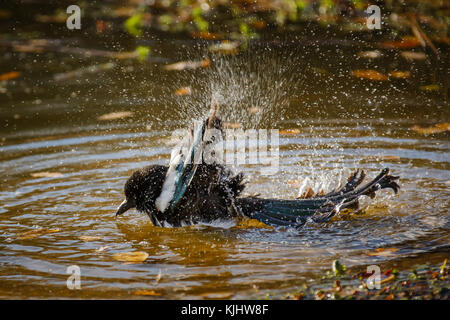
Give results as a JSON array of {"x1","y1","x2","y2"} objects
[
  {"x1": 223, "y1": 122, "x2": 241, "y2": 129},
  {"x1": 0, "y1": 71, "x2": 20, "y2": 81},
  {"x1": 163, "y1": 58, "x2": 210, "y2": 71},
  {"x1": 400, "y1": 51, "x2": 426, "y2": 61},
  {"x1": 174, "y1": 87, "x2": 192, "y2": 96},
  {"x1": 235, "y1": 218, "x2": 273, "y2": 229},
  {"x1": 17, "y1": 228, "x2": 60, "y2": 240},
  {"x1": 380, "y1": 274, "x2": 396, "y2": 284},
  {"x1": 352, "y1": 70, "x2": 388, "y2": 81},
  {"x1": 97, "y1": 111, "x2": 133, "y2": 121},
  {"x1": 366, "y1": 247, "x2": 398, "y2": 257},
  {"x1": 380, "y1": 37, "x2": 421, "y2": 49},
  {"x1": 133, "y1": 290, "x2": 161, "y2": 296},
  {"x1": 134, "y1": 46, "x2": 151, "y2": 62},
  {"x1": 419, "y1": 84, "x2": 440, "y2": 92},
  {"x1": 208, "y1": 41, "x2": 239, "y2": 55},
  {"x1": 411, "y1": 123, "x2": 450, "y2": 135},
  {"x1": 112, "y1": 251, "x2": 149, "y2": 262},
  {"x1": 248, "y1": 107, "x2": 260, "y2": 114},
  {"x1": 191, "y1": 32, "x2": 221, "y2": 40},
  {"x1": 79, "y1": 235, "x2": 102, "y2": 242},
  {"x1": 280, "y1": 129, "x2": 301, "y2": 135},
  {"x1": 389, "y1": 71, "x2": 410, "y2": 79},
  {"x1": 96, "y1": 246, "x2": 109, "y2": 252},
  {"x1": 358, "y1": 50, "x2": 382, "y2": 59},
  {"x1": 31, "y1": 172, "x2": 63, "y2": 178}
]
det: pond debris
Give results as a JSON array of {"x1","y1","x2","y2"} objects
[
  {"x1": 0, "y1": 71, "x2": 21, "y2": 81},
  {"x1": 380, "y1": 36, "x2": 421, "y2": 49},
  {"x1": 163, "y1": 58, "x2": 210, "y2": 71},
  {"x1": 366, "y1": 247, "x2": 399, "y2": 257},
  {"x1": 352, "y1": 70, "x2": 388, "y2": 81},
  {"x1": 31, "y1": 172, "x2": 63, "y2": 178},
  {"x1": 174, "y1": 87, "x2": 192, "y2": 96},
  {"x1": 78, "y1": 235, "x2": 103, "y2": 242},
  {"x1": 54, "y1": 62, "x2": 116, "y2": 82},
  {"x1": 97, "y1": 111, "x2": 133, "y2": 121},
  {"x1": 133, "y1": 290, "x2": 161, "y2": 296},
  {"x1": 400, "y1": 51, "x2": 427, "y2": 61},
  {"x1": 411, "y1": 123, "x2": 450, "y2": 135},
  {"x1": 419, "y1": 84, "x2": 440, "y2": 92},
  {"x1": 112, "y1": 251, "x2": 149, "y2": 262},
  {"x1": 357, "y1": 50, "x2": 382, "y2": 59},
  {"x1": 389, "y1": 71, "x2": 410, "y2": 79},
  {"x1": 17, "y1": 228, "x2": 60, "y2": 240},
  {"x1": 279, "y1": 128, "x2": 301, "y2": 135},
  {"x1": 223, "y1": 122, "x2": 241, "y2": 129},
  {"x1": 96, "y1": 246, "x2": 109, "y2": 252},
  {"x1": 208, "y1": 41, "x2": 240, "y2": 55}
]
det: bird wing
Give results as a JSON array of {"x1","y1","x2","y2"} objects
[{"x1": 155, "y1": 100, "x2": 223, "y2": 213}]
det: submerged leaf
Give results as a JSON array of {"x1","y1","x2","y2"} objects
[
  {"x1": 280, "y1": 129, "x2": 301, "y2": 135},
  {"x1": 79, "y1": 235, "x2": 102, "y2": 242},
  {"x1": 366, "y1": 247, "x2": 398, "y2": 257},
  {"x1": 0, "y1": 71, "x2": 21, "y2": 81},
  {"x1": 133, "y1": 290, "x2": 161, "y2": 296},
  {"x1": 31, "y1": 172, "x2": 63, "y2": 178},
  {"x1": 389, "y1": 71, "x2": 410, "y2": 79},
  {"x1": 112, "y1": 251, "x2": 149, "y2": 262},
  {"x1": 163, "y1": 59, "x2": 210, "y2": 71},
  {"x1": 352, "y1": 70, "x2": 388, "y2": 81},
  {"x1": 411, "y1": 123, "x2": 450, "y2": 135},
  {"x1": 174, "y1": 87, "x2": 192, "y2": 96},
  {"x1": 17, "y1": 228, "x2": 60, "y2": 240},
  {"x1": 97, "y1": 111, "x2": 133, "y2": 121}
]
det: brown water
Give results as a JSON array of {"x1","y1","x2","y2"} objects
[{"x1": 0, "y1": 41, "x2": 449, "y2": 299}]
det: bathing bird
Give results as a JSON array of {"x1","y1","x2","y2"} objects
[{"x1": 116, "y1": 103, "x2": 400, "y2": 228}]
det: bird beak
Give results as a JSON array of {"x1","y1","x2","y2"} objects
[{"x1": 116, "y1": 199, "x2": 134, "y2": 216}]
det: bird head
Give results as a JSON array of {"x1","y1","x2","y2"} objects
[{"x1": 116, "y1": 165, "x2": 167, "y2": 216}]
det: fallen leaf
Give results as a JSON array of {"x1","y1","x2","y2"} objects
[
  {"x1": 235, "y1": 218, "x2": 273, "y2": 229},
  {"x1": 133, "y1": 290, "x2": 161, "y2": 296},
  {"x1": 163, "y1": 58, "x2": 210, "y2": 71},
  {"x1": 389, "y1": 71, "x2": 410, "y2": 79},
  {"x1": 208, "y1": 41, "x2": 239, "y2": 55},
  {"x1": 287, "y1": 179, "x2": 303, "y2": 188},
  {"x1": 411, "y1": 123, "x2": 450, "y2": 135},
  {"x1": 97, "y1": 111, "x2": 133, "y2": 121},
  {"x1": 0, "y1": 71, "x2": 21, "y2": 81},
  {"x1": 352, "y1": 70, "x2": 388, "y2": 81},
  {"x1": 17, "y1": 228, "x2": 60, "y2": 240},
  {"x1": 358, "y1": 50, "x2": 382, "y2": 59},
  {"x1": 365, "y1": 155, "x2": 400, "y2": 161},
  {"x1": 248, "y1": 107, "x2": 260, "y2": 114},
  {"x1": 174, "y1": 87, "x2": 192, "y2": 96},
  {"x1": 366, "y1": 247, "x2": 398, "y2": 257},
  {"x1": 419, "y1": 84, "x2": 440, "y2": 92},
  {"x1": 279, "y1": 129, "x2": 301, "y2": 135},
  {"x1": 112, "y1": 251, "x2": 149, "y2": 262},
  {"x1": 96, "y1": 246, "x2": 109, "y2": 252},
  {"x1": 31, "y1": 172, "x2": 63, "y2": 178},
  {"x1": 199, "y1": 292, "x2": 234, "y2": 299},
  {"x1": 223, "y1": 122, "x2": 241, "y2": 129},
  {"x1": 400, "y1": 51, "x2": 426, "y2": 61},
  {"x1": 79, "y1": 235, "x2": 102, "y2": 242},
  {"x1": 191, "y1": 32, "x2": 222, "y2": 40},
  {"x1": 380, "y1": 37, "x2": 421, "y2": 49}
]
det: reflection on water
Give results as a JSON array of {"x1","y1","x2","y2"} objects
[{"x1": 0, "y1": 46, "x2": 449, "y2": 299}]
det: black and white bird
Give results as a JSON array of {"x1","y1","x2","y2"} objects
[{"x1": 116, "y1": 103, "x2": 400, "y2": 228}]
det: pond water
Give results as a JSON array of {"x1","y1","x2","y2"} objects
[{"x1": 0, "y1": 41, "x2": 448, "y2": 299}]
